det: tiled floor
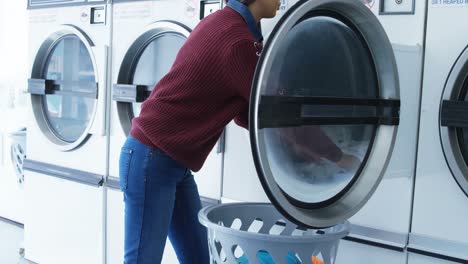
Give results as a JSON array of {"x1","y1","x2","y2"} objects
[{"x1": 0, "y1": 218, "x2": 33, "y2": 264}]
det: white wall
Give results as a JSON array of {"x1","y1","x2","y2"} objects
[{"x1": 0, "y1": 0, "x2": 29, "y2": 113}]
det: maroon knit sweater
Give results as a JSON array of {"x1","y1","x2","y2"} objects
[{"x1": 130, "y1": 7, "x2": 259, "y2": 172}]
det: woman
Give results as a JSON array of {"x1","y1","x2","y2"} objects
[{"x1": 119, "y1": 0, "x2": 280, "y2": 263}]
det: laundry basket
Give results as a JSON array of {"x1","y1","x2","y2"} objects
[{"x1": 199, "y1": 203, "x2": 349, "y2": 264}]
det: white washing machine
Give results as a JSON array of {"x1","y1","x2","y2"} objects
[
  {"x1": 409, "y1": 1, "x2": 468, "y2": 263},
  {"x1": 335, "y1": 0, "x2": 426, "y2": 263},
  {"x1": 221, "y1": 0, "x2": 292, "y2": 206},
  {"x1": 24, "y1": 1, "x2": 110, "y2": 263},
  {"x1": 222, "y1": 0, "x2": 423, "y2": 263},
  {"x1": 222, "y1": 0, "x2": 402, "y2": 263},
  {"x1": 106, "y1": 0, "x2": 222, "y2": 263}
]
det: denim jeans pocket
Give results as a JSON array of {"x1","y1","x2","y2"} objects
[{"x1": 119, "y1": 148, "x2": 134, "y2": 191}]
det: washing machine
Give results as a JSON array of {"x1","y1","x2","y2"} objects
[
  {"x1": 106, "y1": 0, "x2": 222, "y2": 263},
  {"x1": 221, "y1": 0, "x2": 291, "y2": 206},
  {"x1": 222, "y1": 0, "x2": 402, "y2": 263},
  {"x1": 335, "y1": 0, "x2": 426, "y2": 263},
  {"x1": 408, "y1": 1, "x2": 468, "y2": 263},
  {"x1": 24, "y1": 1, "x2": 110, "y2": 263},
  {"x1": 222, "y1": 0, "x2": 422, "y2": 263}
]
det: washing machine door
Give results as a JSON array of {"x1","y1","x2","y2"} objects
[
  {"x1": 440, "y1": 46, "x2": 468, "y2": 197},
  {"x1": 250, "y1": 0, "x2": 400, "y2": 228},
  {"x1": 27, "y1": 26, "x2": 98, "y2": 151},
  {"x1": 112, "y1": 21, "x2": 190, "y2": 134}
]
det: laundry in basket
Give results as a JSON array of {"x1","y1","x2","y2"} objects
[
  {"x1": 237, "y1": 251, "x2": 301, "y2": 264},
  {"x1": 236, "y1": 250, "x2": 324, "y2": 264}
]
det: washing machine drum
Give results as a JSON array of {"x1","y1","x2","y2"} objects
[
  {"x1": 276, "y1": 17, "x2": 376, "y2": 99},
  {"x1": 260, "y1": 16, "x2": 378, "y2": 203},
  {"x1": 250, "y1": 0, "x2": 400, "y2": 228}
]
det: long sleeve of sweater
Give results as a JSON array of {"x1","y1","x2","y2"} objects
[{"x1": 234, "y1": 108, "x2": 248, "y2": 129}]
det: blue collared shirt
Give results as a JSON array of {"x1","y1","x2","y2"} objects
[{"x1": 227, "y1": 0, "x2": 263, "y2": 43}]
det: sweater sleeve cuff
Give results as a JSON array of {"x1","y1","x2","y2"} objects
[
  {"x1": 234, "y1": 112, "x2": 248, "y2": 129},
  {"x1": 327, "y1": 148, "x2": 344, "y2": 163}
]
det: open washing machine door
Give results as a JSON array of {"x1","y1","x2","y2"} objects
[{"x1": 249, "y1": 0, "x2": 400, "y2": 228}]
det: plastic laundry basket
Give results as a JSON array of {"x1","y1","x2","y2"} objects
[{"x1": 199, "y1": 203, "x2": 350, "y2": 264}]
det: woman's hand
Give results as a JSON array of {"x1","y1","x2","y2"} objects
[{"x1": 336, "y1": 153, "x2": 361, "y2": 171}]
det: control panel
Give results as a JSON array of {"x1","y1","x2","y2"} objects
[
  {"x1": 90, "y1": 6, "x2": 106, "y2": 24},
  {"x1": 200, "y1": 0, "x2": 221, "y2": 20}
]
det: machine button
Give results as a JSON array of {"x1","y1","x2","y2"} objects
[
  {"x1": 380, "y1": 0, "x2": 414, "y2": 14},
  {"x1": 90, "y1": 6, "x2": 106, "y2": 24}
]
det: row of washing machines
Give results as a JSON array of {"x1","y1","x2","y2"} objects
[{"x1": 4, "y1": 0, "x2": 468, "y2": 263}]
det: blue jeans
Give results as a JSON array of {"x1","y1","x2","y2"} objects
[{"x1": 119, "y1": 136, "x2": 209, "y2": 264}]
